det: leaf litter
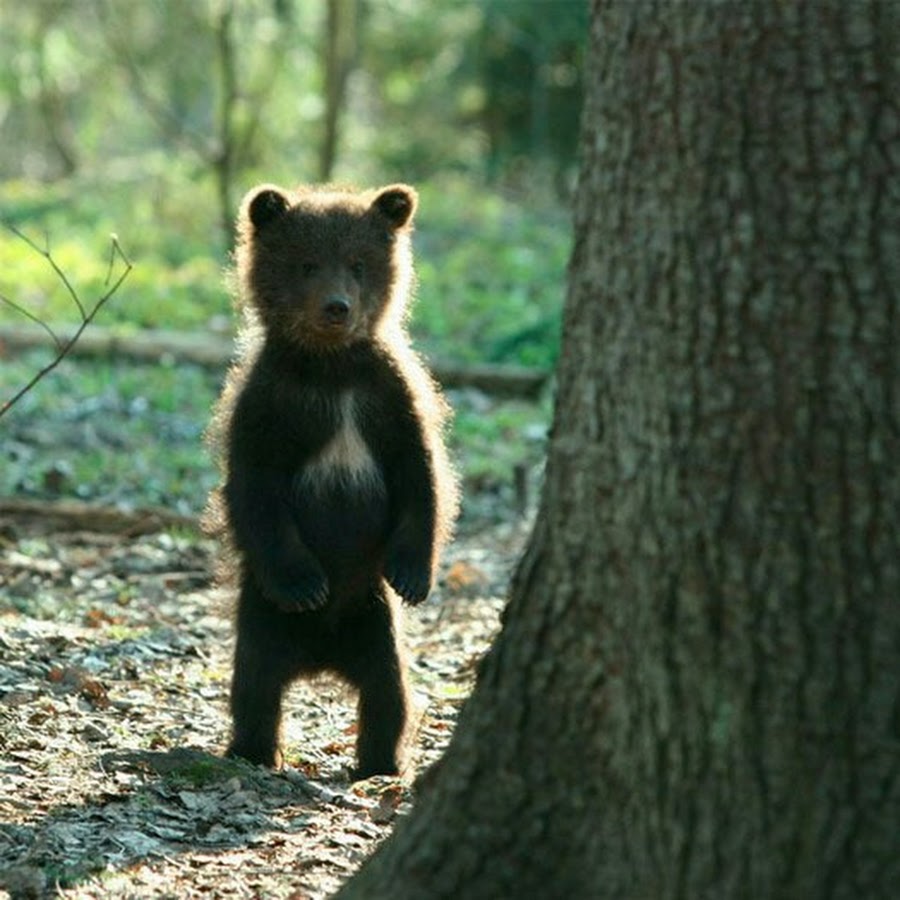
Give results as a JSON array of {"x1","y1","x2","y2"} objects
[{"x1": 0, "y1": 511, "x2": 529, "y2": 898}]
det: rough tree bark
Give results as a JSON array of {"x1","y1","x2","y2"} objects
[{"x1": 337, "y1": 2, "x2": 900, "y2": 898}]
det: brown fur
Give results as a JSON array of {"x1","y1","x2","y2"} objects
[{"x1": 204, "y1": 182, "x2": 458, "y2": 778}]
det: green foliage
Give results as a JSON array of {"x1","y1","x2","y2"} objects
[
  {"x1": 1, "y1": 0, "x2": 573, "y2": 518},
  {"x1": 0, "y1": 0, "x2": 583, "y2": 366},
  {"x1": 478, "y1": 0, "x2": 587, "y2": 174},
  {"x1": 1, "y1": 351, "x2": 549, "y2": 523},
  {"x1": 0, "y1": 171, "x2": 230, "y2": 331},
  {"x1": 414, "y1": 179, "x2": 568, "y2": 368},
  {"x1": 1, "y1": 352, "x2": 218, "y2": 511},
  {"x1": 349, "y1": 2, "x2": 485, "y2": 180},
  {"x1": 162, "y1": 756, "x2": 248, "y2": 789},
  {"x1": 347, "y1": 0, "x2": 586, "y2": 184},
  {"x1": 453, "y1": 398, "x2": 549, "y2": 486},
  {"x1": 0, "y1": 1, "x2": 587, "y2": 192},
  {"x1": 1, "y1": 173, "x2": 570, "y2": 367}
]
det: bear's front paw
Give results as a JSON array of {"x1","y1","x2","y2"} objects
[
  {"x1": 262, "y1": 565, "x2": 329, "y2": 613},
  {"x1": 384, "y1": 547, "x2": 432, "y2": 605}
]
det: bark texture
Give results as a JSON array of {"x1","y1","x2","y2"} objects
[{"x1": 337, "y1": 2, "x2": 900, "y2": 898}]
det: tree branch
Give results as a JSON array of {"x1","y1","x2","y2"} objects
[{"x1": 0, "y1": 225, "x2": 133, "y2": 419}]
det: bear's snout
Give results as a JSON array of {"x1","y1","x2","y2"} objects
[{"x1": 322, "y1": 295, "x2": 352, "y2": 326}]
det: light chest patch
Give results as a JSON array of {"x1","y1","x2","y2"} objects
[{"x1": 300, "y1": 392, "x2": 382, "y2": 490}]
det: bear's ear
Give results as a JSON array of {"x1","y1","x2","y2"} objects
[
  {"x1": 246, "y1": 187, "x2": 290, "y2": 230},
  {"x1": 372, "y1": 185, "x2": 418, "y2": 230}
]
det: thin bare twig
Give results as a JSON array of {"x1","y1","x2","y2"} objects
[
  {"x1": 0, "y1": 226, "x2": 133, "y2": 420},
  {"x1": 5, "y1": 222, "x2": 87, "y2": 320},
  {"x1": 0, "y1": 291, "x2": 62, "y2": 351}
]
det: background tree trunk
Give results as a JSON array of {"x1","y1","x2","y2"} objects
[
  {"x1": 319, "y1": 0, "x2": 358, "y2": 182},
  {"x1": 213, "y1": 1, "x2": 238, "y2": 241},
  {"x1": 337, "y1": 2, "x2": 900, "y2": 898}
]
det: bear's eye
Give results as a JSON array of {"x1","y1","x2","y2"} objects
[
  {"x1": 349, "y1": 261, "x2": 364, "y2": 279},
  {"x1": 300, "y1": 262, "x2": 319, "y2": 277}
]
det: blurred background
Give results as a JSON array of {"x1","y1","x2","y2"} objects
[{"x1": 0, "y1": 0, "x2": 587, "y2": 527}]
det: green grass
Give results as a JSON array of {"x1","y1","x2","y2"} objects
[
  {"x1": 1, "y1": 170, "x2": 559, "y2": 521},
  {"x1": 1, "y1": 171, "x2": 570, "y2": 369},
  {"x1": 453, "y1": 400, "x2": 549, "y2": 485},
  {"x1": 1, "y1": 352, "x2": 219, "y2": 513},
  {"x1": 161, "y1": 756, "x2": 248, "y2": 789},
  {"x1": 1, "y1": 350, "x2": 549, "y2": 525},
  {"x1": 411, "y1": 179, "x2": 569, "y2": 368}
]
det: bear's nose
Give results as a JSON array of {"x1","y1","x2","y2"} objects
[{"x1": 323, "y1": 296, "x2": 351, "y2": 324}]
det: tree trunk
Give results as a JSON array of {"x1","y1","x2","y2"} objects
[
  {"x1": 319, "y1": 0, "x2": 358, "y2": 182},
  {"x1": 337, "y1": 2, "x2": 900, "y2": 898},
  {"x1": 213, "y1": 1, "x2": 238, "y2": 242}
]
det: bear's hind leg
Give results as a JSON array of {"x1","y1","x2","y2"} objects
[
  {"x1": 340, "y1": 588, "x2": 412, "y2": 779},
  {"x1": 227, "y1": 576, "x2": 295, "y2": 768}
]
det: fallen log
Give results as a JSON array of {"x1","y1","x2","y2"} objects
[
  {"x1": 0, "y1": 323, "x2": 549, "y2": 398},
  {"x1": 0, "y1": 497, "x2": 198, "y2": 538}
]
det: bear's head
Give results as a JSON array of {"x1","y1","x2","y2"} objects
[{"x1": 235, "y1": 183, "x2": 418, "y2": 351}]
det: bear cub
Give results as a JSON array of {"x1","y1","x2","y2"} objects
[{"x1": 205, "y1": 182, "x2": 458, "y2": 778}]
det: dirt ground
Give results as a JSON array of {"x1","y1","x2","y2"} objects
[{"x1": 0, "y1": 510, "x2": 528, "y2": 899}]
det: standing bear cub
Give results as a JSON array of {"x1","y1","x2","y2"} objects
[{"x1": 205, "y1": 182, "x2": 458, "y2": 778}]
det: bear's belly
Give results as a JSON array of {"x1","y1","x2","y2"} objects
[
  {"x1": 290, "y1": 391, "x2": 389, "y2": 586},
  {"x1": 291, "y1": 472, "x2": 388, "y2": 576}
]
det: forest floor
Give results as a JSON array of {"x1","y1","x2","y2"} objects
[
  {"x1": 0, "y1": 345, "x2": 545, "y2": 898},
  {"x1": 0, "y1": 504, "x2": 529, "y2": 899}
]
